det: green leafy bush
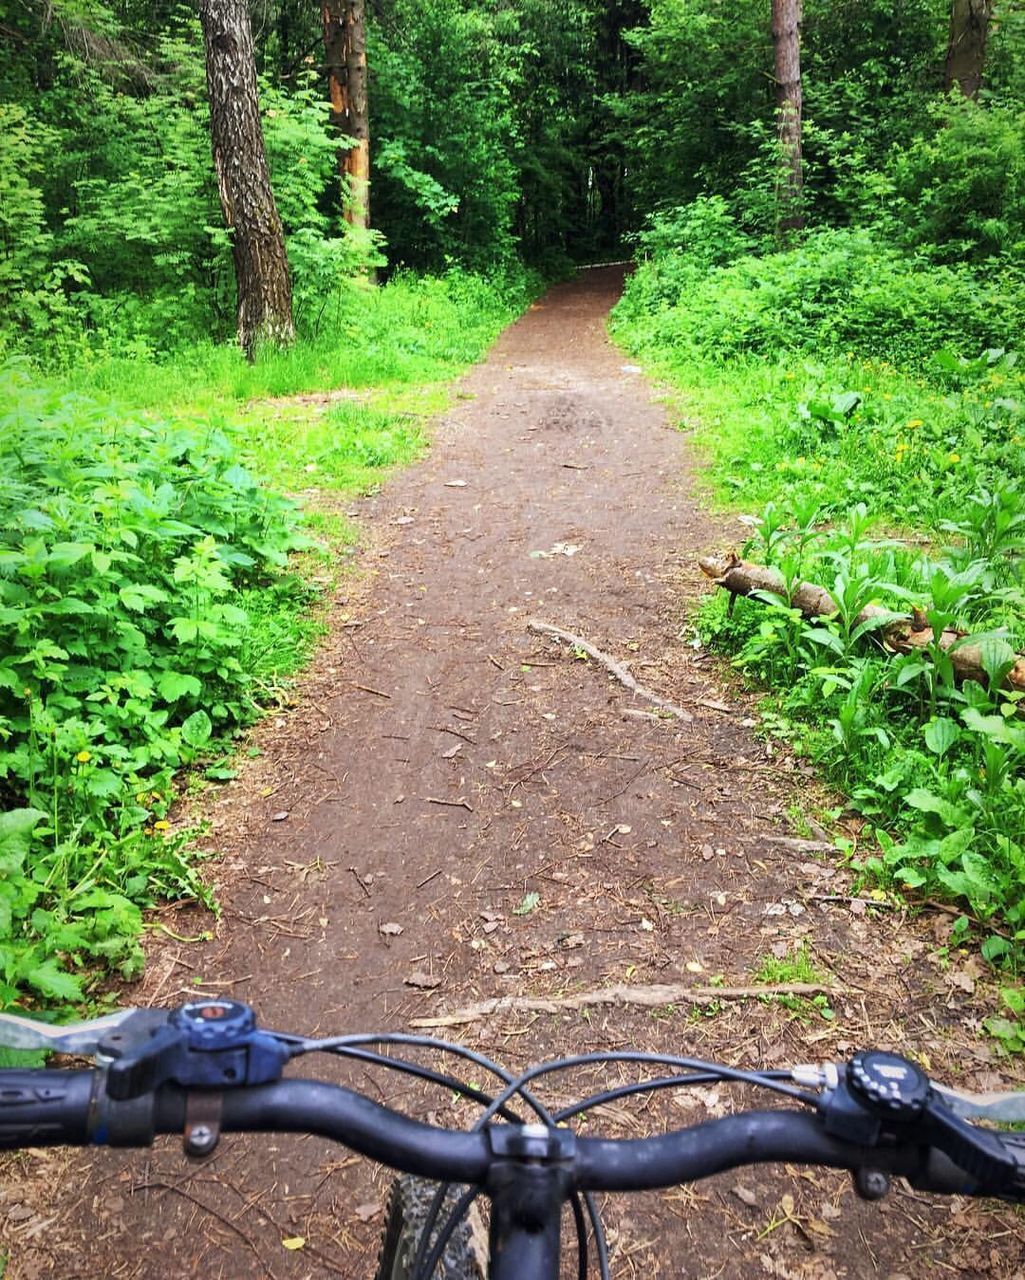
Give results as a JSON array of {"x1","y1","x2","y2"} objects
[
  {"x1": 699, "y1": 497, "x2": 1025, "y2": 962},
  {"x1": 0, "y1": 362, "x2": 306, "y2": 1004},
  {"x1": 615, "y1": 226, "x2": 1025, "y2": 368},
  {"x1": 861, "y1": 98, "x2": 1025, "y2": 262}
]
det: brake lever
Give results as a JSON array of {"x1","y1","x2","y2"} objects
[
  {"x1": 931, "y1": 1084, "x2": 1025, "y2": 1124},
  {"x1": 0, "y1": 1008, "x2": 143, "y2": 1056}
]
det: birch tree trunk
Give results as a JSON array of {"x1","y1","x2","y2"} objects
[
  {"x1": 199, "y1": 0, "x2": 295, "y2": 357},
  {"x1": 771, "y1": 0, "x2": 804, "y2": 234},
  {"x1": 945, "y1": 0, "x2": 994, "y2": 99},
  {"x1": 323, "y1": 0, "x2": 371, "y2": 229}
]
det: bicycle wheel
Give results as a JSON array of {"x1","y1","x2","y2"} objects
[{"x1": 374, "y1": 1175, "x2": 488, "y2": 1280}]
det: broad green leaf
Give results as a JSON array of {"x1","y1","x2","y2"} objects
[
  {"x1": 832, "y1": 391, "x2": 861, "y2": 417},
  {"x1": 982, "y1": 936, "x2": 1011, "y2": 963},
  {"x1": 0, "y1": 808, "x2": 47, "y2": 871},
  {"x1": 904, "y1": 787, "x2": 969, "y2": 829},
  {"x1": 169, "y1": 617, "x2": 199, "y2": 643},
  {"x1": 977, "y1": 636, "x2": 1016, "y2": 687},
  {"x1": 46, "y1": 542, "x2": 94, "y2": 570},
  {"x1": 85, "y1": 769, "x2": 123, "y2": 800},
  {"x1": 23, "y1": 959, "x2": 83, "y2": 1002},
  {"x1": 923, "y1": 717, "x2": 960, "y2": 758},
  {"x1": 157, "y1": 671, "x2": 202, "y2": 702},
  {"x1": 181, "y1": 709, "x2": 212, "y2": 748}
]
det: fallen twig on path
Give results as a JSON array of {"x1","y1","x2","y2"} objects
[
  {"x1": 349, "y1": 681, "x2": 392, "y2": 699},
  {"x1": 527, "y1": 620, "x2": 694, "y2": 722},
  {"x1": 409, "y1": 980, "x2": 838, "y2": 1028},
  {"x1": 349, "y1": 866, "x2": 372, "y2": 898}
]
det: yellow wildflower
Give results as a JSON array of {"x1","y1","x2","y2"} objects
[
  {"x1": 154, "y1": 820, "x2": 170, "y2": 832},
  {"x1": 76, "y1": 750, "x2": 92, "y2": 763},
  {"x1": 907, "y1": 418, "x2": 923, "y2": 429},
  {"x1": 948, "y1": 452, "x2": 961, "y2": 463}
]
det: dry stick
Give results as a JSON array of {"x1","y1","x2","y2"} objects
[
  {"x1": 130, "y1": 1181, "x2": 272, "y2": 1278},
  {"x1": 431, "y1": 724, "x2": 477, "y2": 745},
  {"x1": 348, "y1": 866, "x2": 372, "y2": 898},
  {"x1": 349, "y1": 682, "x2": 392, "y2": 699},
  {"x1": 527, "y1": 620, "x2": 694, "y2": 722},
  {"x1": 409, "y1": 981, "x2": 837, "y2": 1029}
]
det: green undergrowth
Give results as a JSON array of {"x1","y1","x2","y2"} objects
[
  {"x1": 612, "y1": 219, "x2": 1025, "y2": 1050},
  {"x1": 0, "y1": 269, "x2": 529, "y2": 1017}
]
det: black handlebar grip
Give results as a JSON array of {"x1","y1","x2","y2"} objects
[{"x1": 0, "y1": 1070, "x2": 97, "y2": 1149}]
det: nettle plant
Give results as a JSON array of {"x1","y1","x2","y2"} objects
[{"x1": 0, "y1": 363, "x2": 305, "y2": 1005}]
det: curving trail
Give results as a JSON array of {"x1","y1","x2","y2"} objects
[{"x1": 12, "y1": 268, "x2": 1021, "y2": 1279}]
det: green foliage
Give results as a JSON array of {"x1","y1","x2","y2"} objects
[
  {"x1": 0, "y1": 360, "x2": 305, "y2": 1003},
  {"x1": 0, "y1": 103, "x2": 76, "y2": 352},
  {"x1": 616, "y1": 226, "x2": 1025, "y2": 368},
  {"x1": 698, "y1": 492, "x2": 1025, "y2": 967},
  {"x1": 633, "y1": 195, "x2": 754, "y2": 267},
  {"x1": 856, "y1": 98, "x2": 1025, "y2": 261},
  {"x1": 369, "y1": 0, "x2": 522, "y2": 270},
  {"x1": 615, "y1": 169, "x2": 1025, "y2": 1039},
  {"x1": 0, "y1": 266, "x2": 530, "y2": 1011}
]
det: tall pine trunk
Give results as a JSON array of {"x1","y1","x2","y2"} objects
[
  {"x1": 199, "y1": 0, "x2": 295, "y2": 357},
  {"x1": 771, "y1": 0, "x2": 804, "y2": 235},
  {"x1": 323, "y1": 0, "x2": 370, "y2": 229},
  {"x1": 945, "y1": 0, "x2": 993, "y2": 99}
]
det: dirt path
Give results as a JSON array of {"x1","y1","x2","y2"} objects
[{"x1": 8, "y1": 268, "x2": 1023, "y2": 1279}]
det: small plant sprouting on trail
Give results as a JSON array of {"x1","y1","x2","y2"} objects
[{"x1": 753, "y1": 945, "x2": 835, "y2": 1024}]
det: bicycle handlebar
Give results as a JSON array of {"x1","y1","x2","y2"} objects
[{"x1": 3, "y1": 1068, "x2": 1024, "y2": 1202}]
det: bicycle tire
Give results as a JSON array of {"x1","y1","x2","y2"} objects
[{"x1": 374, "y1": 1175, "x2": 488, "y2": 1280}]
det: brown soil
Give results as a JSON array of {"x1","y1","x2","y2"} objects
[{"x1": 4, "y1": 268, "x2": 1024, "y2": 1280}]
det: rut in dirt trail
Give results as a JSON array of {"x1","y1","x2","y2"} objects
[{"x1": 23, "y1": 267, "x2": 1022, "y2": 1280}]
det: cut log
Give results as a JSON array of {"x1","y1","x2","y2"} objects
[{"x1": 698, "y1": 554, "x2": 1025, "y2": 695}]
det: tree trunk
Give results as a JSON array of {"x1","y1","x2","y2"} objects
[
  {"x1": 323, "y1": 0, "x2": 370, "y2": 229},
  {"x1": 199, "y1": 0, "x2": 295, "y2": 358},
  {"x1": 771, "y1": 0, "x2": 803, "y2": 235},
  {"x1": 945, "y1": 0, "x2": 994, "y2": 99}
]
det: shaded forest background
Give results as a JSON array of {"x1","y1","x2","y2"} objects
[{"x1": 2, "y1": 0, "x2": 1023, "y2": 362}]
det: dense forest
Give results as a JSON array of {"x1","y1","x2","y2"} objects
[
  {"x1": 2, "y1": 2, "x2": 1025, "y2": 1047},
  {"x1": 3, "y1": 0, "x2": 1020, "y2": 360}
]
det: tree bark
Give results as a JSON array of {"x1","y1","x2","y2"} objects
[
  {"x1": 945, "y1": 0, "x2": 994, "y2": 99},
  {"x1": 699, "y1": 555, "x2": 1025, "y2": 694},
  {"x1": 199, "y1": 0, "x2": 295, "y2": 358},
  {"x1": 323, "y1": 0, "x2": 370, "y2": 229},
  {"x1": 771, "y1": 0, "x2": 803, "y2": 234}
]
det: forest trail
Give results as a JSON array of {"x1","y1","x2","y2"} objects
[{"x1": 14, "y1": 268, "x2": 1022, "y2": 1279}]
